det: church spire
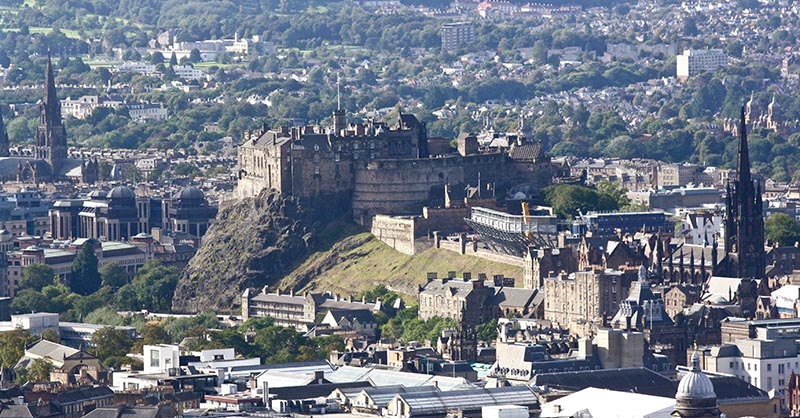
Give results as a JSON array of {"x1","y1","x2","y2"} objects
[
  {"x1": 738, "y1": 105, "x2": 751, "y2": 187},
  {"x1": 43, "y1": 52, "x2": 62, "y2": 127}
]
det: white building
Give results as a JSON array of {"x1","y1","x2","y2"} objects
[
  {"x1": 698, "y1": 325, "x2": 800, "y2": 405},
  {"x1": 128, "y1": 102, "x2": 168, "y2": 122},
  {"x1": 116, "y1": 62, "x2": 158, "y2": 75},
  {"x1": 0, "y1": 313, "x2": 136, "y2": 347},
  {"x1": 676, "y1": 49, "x2": 727, "y2": 80},
  {"x1": 144, "y1": 344, "x2": 180, "y2": 374},
  {"x1": 61, "y1": 95, "x2": 124, "y2": 119},
  {"x1": 172, "y1": 65, "x2": 209, "y2": 82}
]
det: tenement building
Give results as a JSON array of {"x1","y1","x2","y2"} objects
[
  {"x1": 417, "y1": 273, "x2": 540, "y2": 329},
  {"x1": 236, "y1": 108, "x2": 555, "y2": 226},
  {"x1": 543, "y1": 267, "x2": 638, "y2": 336},
  {"x1": 241, "y1": 288, "x2": 382, "y2": 330}
]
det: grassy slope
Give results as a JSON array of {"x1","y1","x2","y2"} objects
[{"x1": 278, "y1": 229, "x2": 524, "y2": 299}]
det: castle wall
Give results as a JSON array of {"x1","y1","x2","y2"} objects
[
  {"x1": 352, "y1": 153, "x2": 507, "y2": 226},
  {"x1": 370, "y1": 215, "x2": 418, "y2": 255}
]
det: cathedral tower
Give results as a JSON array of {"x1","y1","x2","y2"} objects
[
  {"x1": 34, "y1": 54, "x2": 67, "y2": 173},
  {"x1": 722, "y1": 106, "x2": 766, "y2": 279}
]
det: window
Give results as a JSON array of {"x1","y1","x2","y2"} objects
[
  {"x1": 150, "y1": 349, "x2": 160, "y2": 369},
  {"x1": 768, "y1": 364, "x2": 772, "y2": 372},
  {"x1": 768, "y1": 377, "x2": 773, "y2": 389}
]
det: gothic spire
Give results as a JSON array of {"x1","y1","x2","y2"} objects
[
  {"x1": 738, "y1": 105, "x2": 751, "y2": 186},
  {"x1": 42, "y1": 52, "x2": 62, "y2": 128}
]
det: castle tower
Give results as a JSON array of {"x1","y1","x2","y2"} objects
[
  {"x1": 332, "y1": 73, "x2": 346, "y2": 135},
  {"x1": 34, "y1": 54, "x2": 68, "y2": 173},
  {"x1": 672, "y1": 353, "x2": 720, "y2": 418},
  {"x1": 722, "y1": 106, "x2": 766, "y2": 279},
  {"x1": 0, "y1": 105, "x2": 9, "y2": 157}
]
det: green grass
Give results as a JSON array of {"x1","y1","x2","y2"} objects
[
  {"x1": 278, "y1": 230, "x2": 524, "y2": 298},
  {"x1": 193, "y1": 61, "x2": 242, "y2": 69},
  {"x1": 2, "y1": 26, "x2": 81, "y2": 39}
]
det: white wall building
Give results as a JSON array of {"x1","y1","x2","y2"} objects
[
  {"x1": 128, "y1": 103, "x2": 168, "y2": 122},
  {"x1": 676, "y1": 49, "x2": 727, "y2": 80},
  {"x1": 173, "y1": 65, "x2": 209, "y2": 82},
  {"x1": 699, "y1": 326, "x2": 800, "y2": 406},
  {"x1": 144, "y1": 344, "x2": 180, "y2": 374}
]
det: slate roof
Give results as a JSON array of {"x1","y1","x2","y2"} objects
[
  {"x1": 509, "y1": 142, "x2": 542, "y2": 161},
  {"x1": 268, "y1": 381, "x2": 371, "y2": 400},
  {"x1": 397, "y1": 386, "x2": 538, "y2": 416},
  {"x1": 26, "y1": 340, "x2": 79, "y2": 360},
  {"x1": 532, "y1": 368, "x2": 677, "y2": 398},
  {"x1": 55, "y1": 386, "x2": 114, "y2": 405}
]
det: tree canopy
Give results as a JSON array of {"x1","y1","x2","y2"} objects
[
  {"x1": 765, "y1": 213, "x2": 800, "y2": 246},
  {"x1": 71, "y1": 241, "x2": 101, "y2": 296}
]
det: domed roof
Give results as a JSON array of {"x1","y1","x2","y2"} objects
[
  {"x1": 177, "y1": 186, "x2": 205, "y2": 201},
  {"x1": 676, "y1": 353, "x2": 716, "y2": 400},
  {"x1": 107, "y1": 185, "x2": 135, "y2": 200},
  {"x1": 87, "y1": 189, "x2": 108, "y2": 199}
]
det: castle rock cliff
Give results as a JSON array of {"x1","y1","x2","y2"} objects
[{"x1": 171, "y1": 190, "x2": 348, "y2": 313}]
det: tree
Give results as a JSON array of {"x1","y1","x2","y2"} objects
[
  {"x1": 91, "y1": 327, "x2": 134, "y2": 364},
  {"x1": 20, "y1": 264, "x2": 55, "y2": 292},
  {"x1": 189, "y1": 49, "x2": 202, "y2": 63},
  {"x1": 10, "y1": 289, "x2": 50, "y2": 313},
  {"x1": 28, "y1": 358, "x2": 54, "y2": 381},
  {"x1": 765, "y1": 213, "x2": 800, "y2": 246},
  {"x1": 71, "y1": 241, "x2": 101, "y2": 296},
  {"x1": 0, "y1": 329, "x2": 33, "y2": 368},
  {"x1": 543, "y1": 184, "x2": 620, "y2": 219},
  {"x1": 41, "y1": 329, "x2": 60, "y2": 343},
  {"x1": 100, "y1": 262, "x2": 128, "y2": 288},
  {"x1": 169, "y1": 52, "x2": 178, "y2": 66},
  {"x1": 475, "y1": 319, "x2": 498, "y2": 342},
  {"x1": 150, "y1": 52, "x2": 165, "y2": 64}
]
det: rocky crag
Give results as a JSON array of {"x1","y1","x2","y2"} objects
[{"x1": 171, "y1": 190, "x2": 349, "y2": 313}]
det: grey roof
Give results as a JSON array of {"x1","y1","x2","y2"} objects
[
  {"x1": 107, "y1": 185, "x2": 135, "y2": 200},
  {"x1": 251, "y1": 293, "x2": 305, "y2": 305},
  {"x1": 0, "y1": 404, "x2": 35, "y2": 417},
  {"x1": 363, "y1": 385, "x2": 438, "y2": 407},
  {"x1": 177, "y1": 186, "x2": 204, "y2": 201},
  {"x1": 83, "y1": 405, "x2": 178, "y2": 418},
  {"x1": 25, "y1": 339, "x2": 79, "y2": 360},
  {"x1": 532, "y1": 368, "x2": 676, "y2": 398},
  {"x1": 397, "y1": 386, "x2": 538, "y2": 416},
  {"x1": 492, "y1": 287, "x2": 538, "y2": 309}
]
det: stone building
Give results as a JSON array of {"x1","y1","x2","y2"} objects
[
  {"x1": 417, "y1": 273, "x2": 540, "y2": 329},
  {"x1": 543, "y1": 267, "x2": 638, "y2": 336},
  {"x1": 160, "y1": 186, "x2": 217, "y2": 238},
  {"x1": 6, "y1": 239, "x2": 148, "y2": 297},
  {"x1": 236, "y1": 108, "x2": 554, "y2": 226},
  {"x1": 241, "y1": 288, "x2": 384, "y2": 331},
  {"x1": 50, "y1": 186, "x2": 217, "y2": 242}
]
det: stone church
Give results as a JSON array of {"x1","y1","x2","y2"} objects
[{"x1": 0, "y1": 55, "x2": 98, "y2": 186}]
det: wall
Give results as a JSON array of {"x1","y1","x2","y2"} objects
[
  {"x1": 371, "y1": 215, "x2": 418, "y2": 255},
  {"x1": 437, "y1": 236, "x2": 525, "y2": 267},
  {"x1": 352, "y1": 153, "x2": 507, "y2": 226}
]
